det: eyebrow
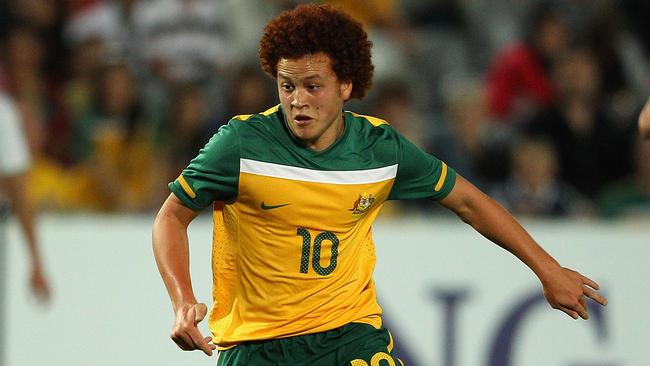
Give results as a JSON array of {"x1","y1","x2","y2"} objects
[{"x1": 278, "y1": 73, "x2": 322, "y2": 82}]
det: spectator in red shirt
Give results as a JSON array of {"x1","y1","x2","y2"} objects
[{"x1": 486, "y1": 2, "x2": 570, "y2": 123}]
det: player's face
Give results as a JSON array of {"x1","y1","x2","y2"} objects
[{"x1": 277, "y1": 53, "x2": 352, "y2": 151}]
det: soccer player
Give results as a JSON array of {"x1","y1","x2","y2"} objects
[
  {"x1": 152, "y1": 4, "x2": 607, "y2": 365},
  {"x1": 0, "y1": 92, "x2": 50, "y2": 303},
  {"x1": 639, "y1": 98, "x2": 650, "y2": 139},
  {"x1": 1, "y1": 91, "x2": 51, "y2": 366}
]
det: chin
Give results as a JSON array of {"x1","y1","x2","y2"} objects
[
  {"x1": 296, "y1": 131, "x2": 315, "y2": 141},
  {"x1": 290, "y1": 125, "x2": 311, "y2": 137}
]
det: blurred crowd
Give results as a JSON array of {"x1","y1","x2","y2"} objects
[{"x1": 1, "y1": 0, "x2": 649, "y2": 219}]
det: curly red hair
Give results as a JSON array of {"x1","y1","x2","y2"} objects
[{"x1": 259, "y1": 4, "x2": 374, "y2": 100}]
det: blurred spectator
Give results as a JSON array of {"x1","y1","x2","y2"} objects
[
  {"x1": 0, "y1": 0, "x2": 67, "y2": 81},
  {"x1": 584, "y1": 4, "x2": 649, "y2": 125},
  {"x1": 399, "y1": 0, "x2": 472, "y2": 112},
  {"x1": 130, "y1": 0, "x2": 238, "y2": 143},
  {"x1": 597, "y1": 138, "x2": 650, "y2": 218},
  {"x1": 485, "y1": 1, "x2": 570, "y2": 123},
  {"x1": 131, "y1": 0, "x2": 235, "y2": 84},
  {"x1": 154, "y1": 82, "x2": 212, "y2": 195},
  {"x1": 620, "y1": 0, "x2": 650, "y2": 65},
  {"x1": 65, "y1": 62, "x2": 156, "y2": 211},
  {"x1": 328, "y1": 0, "x2": 396, "y2": 26},
  {"x1": 1, "y1": 24, "x2": 69, "y2": 159},
  {"x1": 2, "y1": 24, "x2": 48, "y2": 155},
  {"x1": 369, "y1": 78, "x2": 428, "y2": 149},
  {"x1": 61, "y1": 36, "x2": 109, "y2": 139},
  {"x1": 461, "y1": 0, "x2": 540, "y2": 60},
  {"x1": 64, "y1": 0, "x2": 138, "y2": 64},
  {"x1": 490, "y1": 136, "x2": 593, "y2": 218},
  {"x1": 0, "y1": 91, "x2": 51, "y2": 302},
  {"x1": 521, "y1": 47, "x2": 631, "y2": 198},
  {"x1": 226, "y1": 65, "x2": 276, "y2": 118},
  {"x1": 227, "y1": 0, "x2": 296, "y2": 60},
  {"x1": 430, "y1": 81, "x2": 510, "y2": 191}
]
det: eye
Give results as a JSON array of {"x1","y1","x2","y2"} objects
[
  {"x1": 307, "y1": 84, "x2": 320, "y2": 91},
  {"x1": 281, "y1": 83, "x2": 294, "y2": 92}
]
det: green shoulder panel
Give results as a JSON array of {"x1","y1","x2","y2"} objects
[
  {"x1": 374, "y1": 120, "x2": 456, "y2": 201},
  {"x1": 343, "y1": 111, "x2": 400, "y2": 167}
]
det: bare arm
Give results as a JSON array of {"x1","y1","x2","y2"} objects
[
  {"x1": 639, "y1": 99, "x2": 650, "y2": 139},
  {"x1": 2, "y1": 174, "x2": 50, "y2": 302},
  {"x1": 439, "y1": 175, "x2": 607, "y2": 319},
  {"x1": 152, "y1": 193, "x2": 216, "y2": 356}
]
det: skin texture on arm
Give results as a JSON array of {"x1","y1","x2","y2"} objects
[
  {"x1": 639, "y1": 99, "x2": 650, "y2": 139},
  {"x1": 1, "y1": 173, "x2": 50, "y2": 302},
  {"x1": 152, "y1": 193, "x2": 216, "y2": 356},
  {"x1": 439, "y1": 175, "x2": 607, "y2": 319}
]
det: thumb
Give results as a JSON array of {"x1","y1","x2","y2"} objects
[{"x1": 194, "y1": 303, "x2": 208, "y2": 324}]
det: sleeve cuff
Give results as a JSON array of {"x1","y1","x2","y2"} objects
[{"x1": 168, "y1": 179, "x2": 205, "y2": 211}]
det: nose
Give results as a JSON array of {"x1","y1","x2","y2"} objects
[{"x1": 291, "y1": 87, "x2": 306, "y2": 108}]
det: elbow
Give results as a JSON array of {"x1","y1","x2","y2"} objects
[
  {"x1": 452, "y1": 202, "x2": 476, "y2": 226},
  {"x1": 152, "y1": 206, "x2": 173, "y2": 248},
  {"x1": 152, "y1": 206, "x2": 165, "y2": 233},
  {"x1": 458, "y1": 213, "x2": 473, "y2": 226}
]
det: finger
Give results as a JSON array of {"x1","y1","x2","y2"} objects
[
  {"x1": 172, "y1": 330, "x2": 214, "y2": 354},
  {"x1": 205, "y1": 337, "x2": 217, "y2": 353},
  {"x1": 578, "y1": 297, "x2": 588, "y2": 319},
  {"x1": 194, "y1": 303, "x2": 208, "y2": 324},
  {"x1": 31, "y1": 278, "x2": 50, "y2": 303},
  {"x1": 172, "y1": 319, "x2": 199, "y2": 350},
  {"x1": 583, "y1": 286, "x2": 608, "y2": 306},
  {"x1": 34, "y1": 285, "x2": 49, "y2": 303},
  {"x1": 170, "y1": 309, "x2": 196, "y2": 350},
  {"x1": 558, "y1": 306, "x2": 579, "y2": 319},
  {"x1": 188, "y1": 329, "x2": 214, "y2": 356},
  {"x1": 580, "y1": 275, "x2": 600, "y2": 290},
  {"x1": 171, "y1": 331, "x2": 196, "y2": 351},
  {"x1": 182, "y1": 321, "x2": 213, "y2": 356},
  {"x1": 39, "y1": 284, "x2": 51, "y2": 300},
  {"x1": 572, "y1": 301, "x2": 589, "y2": 320}
]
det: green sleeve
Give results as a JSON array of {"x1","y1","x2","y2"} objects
[
  {"x1": 168, "y1": 122, "x2": 240, "y2": 210},
  {"x1": 388, "y1": 131, "x2": 456, "y2": 201}
]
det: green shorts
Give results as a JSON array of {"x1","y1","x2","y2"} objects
[{"x1": 216, "y1": 323, "x2": 404, "y2": 366}]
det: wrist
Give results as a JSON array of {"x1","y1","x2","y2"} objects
[
  {"x1": 531, "y1": 258, "x2": 563, "y2": 285},
  {"x1": 172, "y1": 297, "x2": 198, "y2": 313}
]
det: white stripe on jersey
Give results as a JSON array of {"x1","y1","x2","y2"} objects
[{"x1": 240, "y1": 159, "x2": 397, "y2": 185}]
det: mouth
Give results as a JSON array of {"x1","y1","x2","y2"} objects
[{"x1": 293, "y1": 114, "x2": 313, "y2": 126}]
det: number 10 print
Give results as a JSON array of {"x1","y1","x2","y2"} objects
[{"x1": 296, "y1": 228, "x2": 340, "y2": 275}]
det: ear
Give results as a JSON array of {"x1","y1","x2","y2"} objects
[{"x1": 340, "y1": 80, "x2": 353, "y2": 101}]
